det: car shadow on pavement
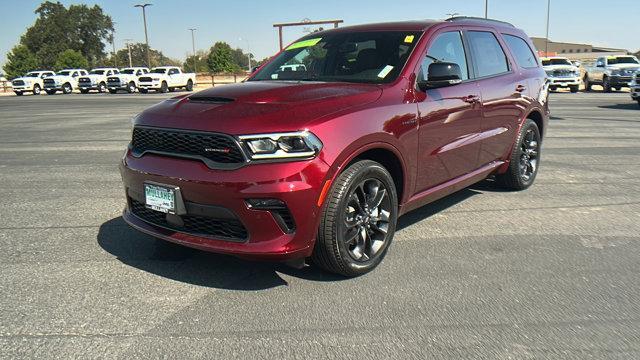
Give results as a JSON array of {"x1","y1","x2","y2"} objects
[
  {"x1": 397, "y1": 187, "x2": 481, "y2": 230},
  {"x1": 97, "y1": 217, "x2": 347, "y2": 291},
  {"x1": 598, "y1": 103, "x2": 640, "y2": 111}
]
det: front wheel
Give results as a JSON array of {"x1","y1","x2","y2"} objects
[
  {"x1": 98, "y1": 82, "x2": 106, "y2": 93},
  {"x1": 62, "y1": 83, "x2": 73, "y2": 94},
  {"x1": 185, "y1": 79, "x2": 194, "y2": 91},
  {"x1": 496, "y1": 119, "x2": 541, "y2": 190},
  {"x1": 160, "y1": 81, "x2": 168, "y2": 93},
  {"x1": 33, "y1": 84, "x2": 41, "y2": 95},
  {"x1": 127, "y1": 82, "x2": 136, "y2": 93},
  {"x1": 583, "y1": 76, "x2": 592, "y2": 91},
  {"x1": 602, "y1": 76, "x2": 612, "y2": 92},
  {"x1": 312, "y1": 160, "x2": 398, "y2": 277}
]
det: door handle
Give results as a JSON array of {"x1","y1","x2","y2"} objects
[
  {"x1": 515, "y1": 84, "x2": 527, "y2": 92},
  {"x1": 463, "y1": 95, "x2": 480, "y2": 104}
]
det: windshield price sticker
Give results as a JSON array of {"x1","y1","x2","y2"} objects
[
  {"x1": 377, "y1": 65, "x2": 394, "y2": 78},
  {"x1": 286, "y1": 38, "x2": 322, "y2": 51}
]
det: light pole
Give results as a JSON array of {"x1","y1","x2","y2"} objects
[
  {"x1": 110, "y1": 23, "x2": 117, "y2": 67},
  {"x1": 123, "y1": 39, "x2": 133, "y2": 67},
  {"x1": 545, "y1": 0, "x2": 551, "y2": 54},
  {"x1": 239, "y1": 37, "x2": 252, "y2": 72},
  {"x1": 485, "y1": 0, "x2": 488, "y2": 18},
  {"x1": 188, "y1": 28, "x2": 197, "y2": 73},
  {"x1": 134, "y1": 3, "x2": 152, "y2": 68}
]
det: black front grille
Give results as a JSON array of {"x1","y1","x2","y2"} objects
[
  {"x1": 129, "y1": 198, "x2": 248, "y2": 240},
  {"x1": 12, "y1": 80, "x2": 24, "y2": 86},
  {"x1": 553, "y1": 69, "x2": 573, "y2": 77},
  {"x1": 139, "y1": 76, "x2": 152, "y2": 82},
  {"x1": 44, "y1": 78, "x2": 55, "y2": 84},
  {"x1": 107, "y1": 77, "x2": 120, "y2": 83},
  {"x1": 131, "y1": 127, "x2": 245, "y2": 165},
  {"x1": 79, "y1": 77, "x2": 91, "y2": 83}
]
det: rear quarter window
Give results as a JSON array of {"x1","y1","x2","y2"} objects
[
  {"x1": 467, "y1": 31, "x2": 510, "y2": 77},
  {"x1": 503, "y1": 34, "x2": 538, "y2": 69}
]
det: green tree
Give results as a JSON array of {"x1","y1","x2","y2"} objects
[
  {"x1": 230, "y1": 47, "x2": 253, "y2": 71},
  {"x1": 20, "y1": 1, "x2": 113, "y2": 68},
  {"x1": 183, "y1": 51, "x2": 208, "y2": 73},
  {"x1": 107, "y1": 43, "x2": 180, "y2": 69},
  {"x1": 207, "y1": 42, "x2": 241, "y2": 73},
  {"x1": 3, "y1": 45, "x2": 39, "y2": 79},
  {"x1": 54, "y1": 49, "x2": 88, "y2": 70}
]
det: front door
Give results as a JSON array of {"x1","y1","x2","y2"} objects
[{"x1": 415, "y1": 30, "x2": 482, "y2": 193}]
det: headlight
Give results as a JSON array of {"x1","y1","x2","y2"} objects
[{"x1": 238, "y1": 131, "x2": 323, "y2": 160}]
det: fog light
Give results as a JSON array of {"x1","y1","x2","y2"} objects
[{"x1": 246, "y1": 198, "x2": 285, "y2": 209}]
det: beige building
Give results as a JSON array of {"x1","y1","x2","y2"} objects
[{"x1": 531, "y1": 37, "x2": 628, "y2": 60}]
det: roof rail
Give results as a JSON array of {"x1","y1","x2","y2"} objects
[{"x1": 445, "y1": 16, "x2": 515, "y2": 27}]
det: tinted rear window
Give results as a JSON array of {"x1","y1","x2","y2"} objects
[
  {"x1": 467, "y1": 31, "x2": 509, "y2": 77},
  {"x1": 503, "y1": 34, "x2": 538, "y2": 69}
]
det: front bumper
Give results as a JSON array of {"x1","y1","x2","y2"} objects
[
  {"x1": 78, "y1": 83, "x2": 100, "y2": 90},
  {"x1": 119, "y1": 150, "x2": 331, "y2": 261},
  {"x1": 138, "y1": 82, "x2": 161, "y2": 90},
  {"x1": 12, "y1": 86, "x2": 31, "y2": 91},
  {"x1": 548, "y1": 77, "x2": 580, "y2": 87},
  {"x1": 107, "y1": 81, "x2": 127, "y2": 91},
  {"x1": 608, "y1": 76, "x2": 633, "y2": 87},
  {"x1": 44, "y1": 84, "x2": 64, "y2": 90}
]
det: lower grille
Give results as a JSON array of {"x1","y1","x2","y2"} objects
[{"x1": 129, "y1": 198, "x2": 248, "y2": 240}]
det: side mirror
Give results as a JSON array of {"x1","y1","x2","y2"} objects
[
  {"x1": 596, "y1": 62, "x2": 605, "y2": 68},
  {"x1": 418, "y1": 62, "x2": 463, "y2": 91}
]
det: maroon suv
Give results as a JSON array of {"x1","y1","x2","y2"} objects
[{"x1": 120, "y1": 17, "x2": 549, "y2": 276}]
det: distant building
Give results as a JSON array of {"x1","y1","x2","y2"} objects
[{"x1": 531, "y1": 37, "x2": 628, "y2": 61}]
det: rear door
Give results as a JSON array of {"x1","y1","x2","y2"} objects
[
  {"x1": 414, "y1": 29, "x2": 482, "y2": 192},
  {"x1": 465, "y1": 29, "x2": 527, "y2": 166}
]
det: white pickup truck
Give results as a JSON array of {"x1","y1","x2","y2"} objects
[
  {"x1": 584, "y1": 55, "x2": 640, "y2": 92},
  {"x1": 107, "y1": 67, "x2": 150, "y2": 94},
  {"x1": 541, "y1": 57, "x2": 581, "y2": 93},
  {"x1": 137, "y1": 66, "x2": 196, "y2": 93},
  {"x1": 43, "y1": 69, "x2": 88, "y2": 95},
  {"x1": 11, "y1": 70, "x2": 56, "y2": 96},
  {"x1": 78, "y1": 68, "x2": 120, "y2": 93}
]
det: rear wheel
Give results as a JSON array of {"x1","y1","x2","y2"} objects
[
  {"x1": 185, "y1": 79, "x2": 194, "y2": 91},
  {"x1": 160, "y1": 81, "x2": 168, "y2": 93},
  {"x1": 496, "y1": 119, "x2": 541, "y2": 190},
  {"x1": 139, "y1": 88, "x2": 149, "y2": 94},
  {"x1": 62, "y1": 83, "x2": 72, "y2": 94},
  {"x1": 602, "y1": 76, "x2": 612, "y2": 92},
  {"x1": 583, "y1": 76, "x2": 592, "y2": 91},
  {"x1": 312, "y1": 160, "x2": 398, "y2": 277},
  {"x1": 127, "y1": 82, "x2": 136, "y2": 93},
  {"x1": 98, "y1": 82, "x2": 106, "y2": 93},
  {"x1": 33, "y1": 84, "x2": 41, "y2": 95}
]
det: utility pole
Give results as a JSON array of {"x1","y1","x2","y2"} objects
[
  {"x1": 239, "y1": 37, "x2": 252, "y2": 72},
  {"x1": 124, "y1": 39, "x2": 133, "y2": 67},
  {"x1": 111, "y1": 24, "x2": 117, "y2": 67},
  {"x1": 134, "y1": 3, "x2": 152, "y2": 68},
  {"x1": 188, "y1": 28, "x2": 197, "y2": 73},
  {"x1": 545, "y1": 0, "x2": 551, "y2": 54},
  {"x1": 485, "y1": 0, "x2": 488, "y2": 18}
]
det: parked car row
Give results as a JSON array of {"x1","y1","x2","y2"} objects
[{"x1": 11, "y1": 66, "x2": 196, "y2": 96}]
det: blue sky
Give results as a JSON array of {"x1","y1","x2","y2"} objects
[{"x1": 1, "y1": 0, "x2": 639, "y2": 69}]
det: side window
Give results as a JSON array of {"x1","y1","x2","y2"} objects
[
  {"x1": 467, "y1": 31, "x2": 509, "y2": 77},
  {"x1": 136, "y1": 70, "x2": 142, "y2": 76},
  {"x1": 421, "y1": 31, "x2": 469, "y2": 80},
  {"x1": 113, "y1": 69, "x2": 119, "y2": 74},
  {"x1": 503, "y1": 34, "x2": 538, "y2": 69},
  {"x1": 169, "y1": 68, "x2": 178, "y2": 75},
  {"x1": 72, "y1": 71, "x2": 79, "y2": 77}
]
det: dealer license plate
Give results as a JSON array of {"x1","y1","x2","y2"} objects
[{"x1": 144, "y1": 183, "x2": 176, "y2": 213}]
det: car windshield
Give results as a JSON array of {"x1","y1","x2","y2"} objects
[
  {"x1": 608, "y1": 56, "x2": 639, "y2": 65},
  {"x1": 121, "y1": 69, "x2": 135, "y2": 74},
  {"x1": 249, "y1": 31, "x2": 422, "y2": 84},
  {"x1": 58, "y1": 71, "x2": 71, "y2": 76},
  {"x1": 25, "y1": 73, "x2": 40, "y2": 77},
  {"x1": 90, "y1": 70, "x2": 105, "y2": 74},
  {"x1": 151, "y1": 68, "x2": 167, "y2": 74},
  {"x1": 542, "y1": 59, "x2": 571, "y2": 66}
]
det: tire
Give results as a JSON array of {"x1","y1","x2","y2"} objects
[
  {"x1": 127, "y1": 82, "x2": 136, "y2": 93},
  {"x1": 108, "y1": 89, "x2": 117, "y2": 94},
  {"x1": 168, "y1": 87, "x2": 175, "y2": 92},
  {"x1": 185, "y1": 79, "x2": 193, "y2": 91},
  {"x1": 160, "y1": 81, "x2": 168, "y2": 93},
  {"x1": 80, "y1": 89, "x2": 89, "y2": 94},
  {"x1": 602, "y1": 76, "x2": 611, "y2": 93},
  {"x1": 312, "y1": 160, "x2": 398, "y2": 277},
  {"x1": 496, "y1": 119, "x2": 541, "y2": 190},
  {"x1": 583, "y1": 76, "x2": 592, "y2": 92},
  {"x1": 62, "y1": 83, "x2": 72, "y2": 94},
  {"x1": 98, "y1": 82, "x2": 106, "y2": 93},
  {"x1": 33, "y1": 84, "x2": 41, "y2": 95},
  {"x1": 46, "y1": 90, "x2": 56, "y2": 95},
  {"x1": 637, "y1": 100, "x2": 640, "y2": 108},
  {"x1": 15, "y1": 91, "x2": 23, "y2": 96},
  {"x1": 569, "y1": 85, "x2": 579, "y2": 93},
  {"x1": 139, "y1": 88, "x2": 149, "y2": 94}
]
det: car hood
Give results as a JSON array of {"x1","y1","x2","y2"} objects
[
  {"x1": 609, "y1": 64, "x2": 640, "y2": 70},
  {"x1": 136, "y1": 81, "x2": 383, "y2": 135},
  {"x1": 544, "y1": 65, "x2": 578, "y2": 72},
  {"x1": 45, "y1": 75, "x2": 72, "y2": 81},
  {"x1": 13, "y1": 77, "x2": 36, "y2": 82},
  {"x1": 81, "y1": 74, "x2": 105, "y2": 81}
]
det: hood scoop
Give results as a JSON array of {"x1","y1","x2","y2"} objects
[{"x1": 188, "y1": 96, "x2": 235, "y2": 104}]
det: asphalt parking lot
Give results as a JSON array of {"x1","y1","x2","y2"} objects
[{"x1": 1, "y1": 91, "x2": 639, "y2": 359}]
